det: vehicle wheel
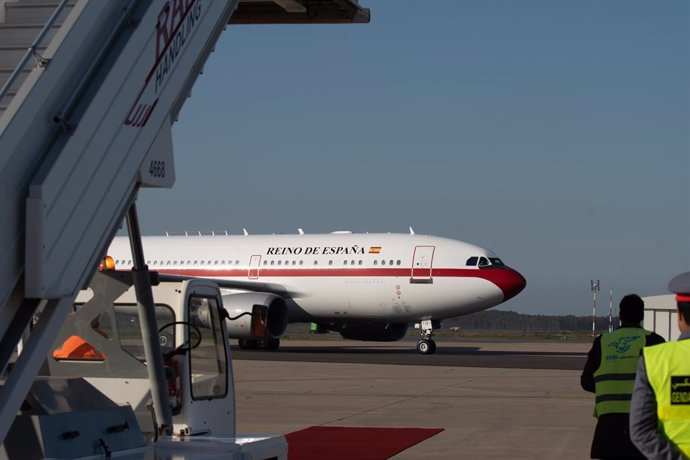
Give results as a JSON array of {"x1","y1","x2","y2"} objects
[
  {"x1": 238, "y1": 339, "x2": 256, "y2": 350},
  {"x1": 256, "y1": 338, "x2": 279, "y2": 351},
  {"x1": 264, "y1": 338, "x2": 280, "y2": 351}
]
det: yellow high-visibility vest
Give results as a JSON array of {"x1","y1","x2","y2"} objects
[
  {"x1": 593, "y1": 328, "x2": 649, "y2": 416},
  {"x1": 644, "y1": 341, "x2": 690, "y2": 457}
]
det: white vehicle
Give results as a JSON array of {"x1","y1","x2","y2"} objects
[
  {"x1": 108, "y1": 230, "x2": 526, "y2": 354},
  {"x1": 4, "y1": 272, "x2": 288, "y2": 459}
]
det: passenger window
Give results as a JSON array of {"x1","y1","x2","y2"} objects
[{"x1": 466, "y1": 257, "x2": 479, "y2": 266}]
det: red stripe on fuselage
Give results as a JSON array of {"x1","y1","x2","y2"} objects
[{"x1": 154, "y1": 266, "x2": 525, "y2": 302}]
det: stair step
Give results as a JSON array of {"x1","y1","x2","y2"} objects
[
  {"x1": 0, "y1": 45, "x2": 47, "y2": 66},
  {"x1": 5, "y1": 0, "x2": 65, "y2": 3},
  {"x1": 0, "y1": 23, "x2": 60, "y2": 46},
  {"x1": 0, "y1": 88, "x2": 17, "y2": 111},
  {"x1": 0, "y1": 66, "x2": 31, "y2": 92},
  {"x1": 4, "y1": 2, "x2": 74, "y2": 25},
  {"x1": 0, "y1": 70, "x2": 27, "y2": 119}
]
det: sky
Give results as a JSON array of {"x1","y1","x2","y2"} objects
[{"x1": 134, "y1": 0, "x2": 689, "y2": 316}]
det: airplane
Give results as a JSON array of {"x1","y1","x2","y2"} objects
[{"x1": 106, "y1": 229, "x2": 526, "y2": 354}]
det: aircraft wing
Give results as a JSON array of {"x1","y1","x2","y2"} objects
[{"x1": 156, "y1": 273, "x2": 308, "y2": 298}]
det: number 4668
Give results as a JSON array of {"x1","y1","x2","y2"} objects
[{"x1": 149, "y1": 160, "x2": 165, "y2": 178}]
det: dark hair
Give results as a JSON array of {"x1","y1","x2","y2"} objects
[
  {"x1": 619, "y1": 294, "x2": 644, "y2": 324},
  {"x1": 678, "y1": 301, "x2": 690, "y2": 323}
]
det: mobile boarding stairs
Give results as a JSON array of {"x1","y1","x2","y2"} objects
[{"x1": 0, "y1": 0, "x2": 368, "y2": 455}]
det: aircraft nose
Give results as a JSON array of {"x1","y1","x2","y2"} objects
[{"x1": 492, "y1": 268, "x2": 527, "y2": 302}]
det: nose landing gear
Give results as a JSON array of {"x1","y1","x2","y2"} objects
[
  {"x1": 415, "y1": 319, "x2": 440, "y2": 354},
  {"x1": 416, "y1": 338, "x2": 436, "y2": 354}
]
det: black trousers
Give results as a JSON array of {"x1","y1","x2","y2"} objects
[{"x1": 590, "y1": 413, "x2": 646, "y2": 460}]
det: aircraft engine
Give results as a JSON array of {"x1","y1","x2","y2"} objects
[
  {"x1": 222, "y1": 292, "x2": 288, "y2": 340},
  {"x1": 337, "y1": 321, "x2": 408, "y2": 342}
]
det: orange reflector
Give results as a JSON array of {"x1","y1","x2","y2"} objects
[
  {"x1": 52, "y1": 335, "x2": 105, "y2": 360},
  {"x1": 251, "y1": 305, "x2": 268, "y2": 338},
  {"x1": 99, "y1": 255, "x2": 116, "y2": 271}
]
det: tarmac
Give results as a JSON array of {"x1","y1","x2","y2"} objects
[{"x1": 232, "y1": 339, "x2": 596, "y2": 459}]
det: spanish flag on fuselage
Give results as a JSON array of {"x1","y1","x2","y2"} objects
[{"x1": 369, "y1": 246, "x2": 381, "y2": 254}]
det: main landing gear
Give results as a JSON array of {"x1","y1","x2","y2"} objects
[
  {"x1": 238, "y1": 338, "x2": 280, "y2": 351},
  {"x1": 416, "y1": 319, "x2": 440, "y2": 355}
]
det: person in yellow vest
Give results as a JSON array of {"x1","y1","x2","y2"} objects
[
  {"x1": 581, "y1": 294, "x2": 665, "y2": 459},
  {"x1": 630, "y1": 272, "x2": 690, "y2": 459}
]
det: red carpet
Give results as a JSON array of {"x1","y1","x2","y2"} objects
[{"x1": 285, "y1": 426, "x2": 443, "y2": 459}]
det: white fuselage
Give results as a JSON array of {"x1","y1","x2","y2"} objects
[{"x1": 107, "y1": 232, "x2": 526, "y2": 323}]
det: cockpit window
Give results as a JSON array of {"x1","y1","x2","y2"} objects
[{"x1": 468, "y1": 256, "x2": 506, "y2": 267}]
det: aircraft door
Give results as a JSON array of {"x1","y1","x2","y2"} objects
[
  {"x1": 411, "y1": 246, "x2": 434, "y2": 284},
  {"x1": 248, "y1": 255, "x2": 261, "y2": 279}
]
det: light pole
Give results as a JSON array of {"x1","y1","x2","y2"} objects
[
  {"x1": 591, "y1": 280, "x2": 600, "y2": 336},
  {"x1": 608, "y1": 289, "x2": 613, "y2": 332}
]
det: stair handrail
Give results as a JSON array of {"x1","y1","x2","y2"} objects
[
  {"x1": 53, "y1": 0, "x2": 139, "y2": 132},
  {"x1": 0, "y1": 0, "x2": 71, "y2": 100}
]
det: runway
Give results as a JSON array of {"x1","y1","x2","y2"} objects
[
  {"x1": 232, "y1": 339, "x2": 597, "y2": 459},
  {"x1": 231, "y1": 339, "x2": 588, "y2": 370}
]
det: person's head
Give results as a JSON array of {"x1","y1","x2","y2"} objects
[
  {"x1": 619, "y1": 294, "x2": 644, "y2": 326},
  {"x1": 668, "y1": 272, "x2": 690, "y2": 333}
]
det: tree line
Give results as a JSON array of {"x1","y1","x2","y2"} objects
[{"x1": 444, "y1": 310, "x2": 616, "y2": 331}]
